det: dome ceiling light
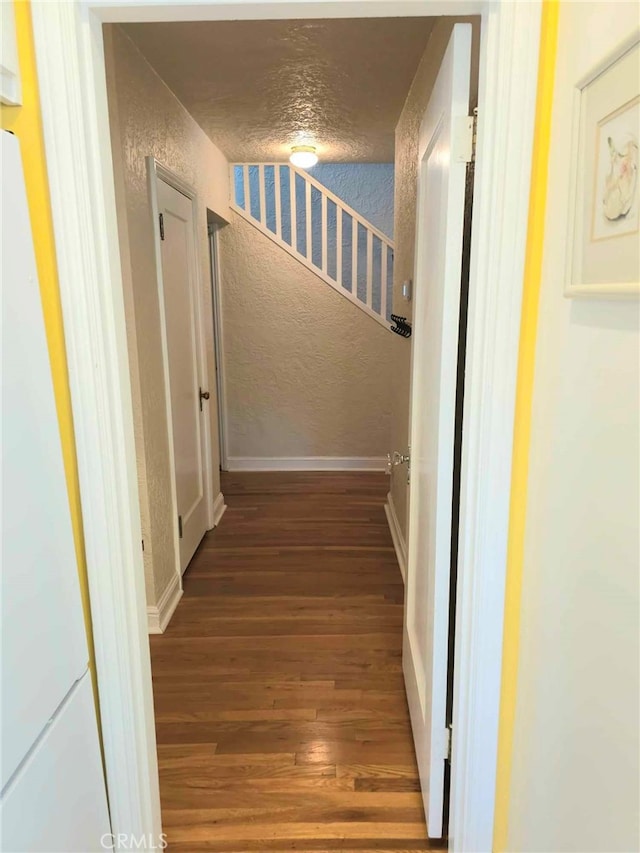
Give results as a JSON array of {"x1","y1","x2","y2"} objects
[{"x1": 289, "y1": 145, "x2": 318, "y2": 169}]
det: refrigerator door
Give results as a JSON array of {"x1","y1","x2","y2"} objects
[
  {"x1": 0, "y1": 672, "x2": 110, "y2": 852},
  {"x1": 1, "y1": 131, "x2": 89, "y2": 788}
]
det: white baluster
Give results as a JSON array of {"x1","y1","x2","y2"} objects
[
  {"x1": 305, "y1": 180, "x2": 312, "y2": 261},
  {"x1": 352, "y1": 218, "x2": 358, "y2": 297},
  {"x1": 321, "y1": 193, "x2": 328, "y2": 274},
  {"x1": 243, "y1": 165, "x2": 250, "y2": 215},
  {"x1": 381, "y1": 242, "x2": 388, "y2": 322},
  {"x1": 274, "y1": 165, "x2": 282, "y2": 239},
  {"x1": 258, "y1": 164, "x2": 266, "y2": 226},
  {"x1": 289, "y1": 167, "x2": 297, "y2": 252}
]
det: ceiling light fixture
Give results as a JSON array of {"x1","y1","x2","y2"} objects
[{"x1": 289, "y1": 145, "x2": 318, "y2": 169}]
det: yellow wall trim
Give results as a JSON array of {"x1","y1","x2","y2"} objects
[
  {"x1": 493, "y1": 2, "x2": 560, "y2": 849},
  {"x1": 0, "y1": 1, "x2": 97, "y2": 698}
]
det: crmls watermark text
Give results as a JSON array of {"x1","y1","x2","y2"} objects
[{"x1": 101, "y1": 834, "x2": 168, "y2": 850}]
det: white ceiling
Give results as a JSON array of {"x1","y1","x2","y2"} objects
[{"x1": 121, "y1": 18, "x2": 435, "y2": 163}]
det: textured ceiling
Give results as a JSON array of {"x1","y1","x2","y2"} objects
[{"x1": 121, "y1": 18, "x2": 435, "y2": 163}]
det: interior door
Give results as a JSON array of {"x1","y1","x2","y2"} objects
[
  {"x1": 157, "y1": 177, "x2": 210, "y2": 573},
  {"x1": 403, "y1": 23, "x2": 472, "y2": 838}
]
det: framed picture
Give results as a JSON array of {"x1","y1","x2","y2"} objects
[{"x1": 566, "y1": 35, "x2": 640, "y2": 297}]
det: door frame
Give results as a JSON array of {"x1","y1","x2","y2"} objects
[
  {"x1": 148, "y1": 158, "x2": 216, "y2": 569},
  {"x1": 207, "y1": 220, "x2": 229, "y2": 471},
  {"x1": 30, "y1": 1, "x2": 542, "y2": 850}
]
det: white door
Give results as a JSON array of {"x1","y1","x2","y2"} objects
[
  {"x1": 157, "y1": 177, "x2": 210, "y2": 573},
  {"x1": 403, "y1": 23, "x2": 472, "y2": 838}
]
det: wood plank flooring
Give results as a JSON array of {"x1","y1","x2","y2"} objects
[{"x1": 150, "y1": 472, "x2": 443, "y2": 852}]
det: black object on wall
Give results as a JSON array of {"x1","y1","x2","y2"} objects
[{"x1": 390, "y1": 314, "x2": 412, "y2": 338}]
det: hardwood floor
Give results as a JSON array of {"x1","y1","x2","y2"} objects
[{"x1": 150, "y1": 472, "x2": 443, "y2": 852}]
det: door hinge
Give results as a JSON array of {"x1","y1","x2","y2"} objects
[
  {"x1": 141, "y1": 539, "x2": 145, "y2": 552},
  {"x1": 472, "y1": 107, "x2": 478, "y2": 163},
  {"x1": 159, "y1": 212, "x2": 165, "y2": 241},
  {"x1": 445, "y1": 723, "x2": 453, "y2": 761},
  {"x1": 178, "y1": 514, "x2": 183, "y2": 539},
  {"x1": 453, "y1": 114, "x2": 474, "y2": 164},
  {"x1": 387, "y1": 448, "x2": 411, "y2": 484}
]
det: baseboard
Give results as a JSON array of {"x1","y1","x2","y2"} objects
[
  {"x1": 226, "y1": 456, "x2": 387, "y2": 472},
  {"x1": 385, "y1": 491, "x2": 407, "y2": 584},
  {"x1": 147, "y1": 572, "x2": 182, "y2": 635},
  {"x1": 211, "y1": 491, "x2": 226, "y2": 527}
]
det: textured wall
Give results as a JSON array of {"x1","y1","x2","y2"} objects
[
  {"x1": 219, "y1": 212, "x2": 393, "y2": 460},
  {"x1": 104, "y1": 25, "x2": 230, "y2": 605},
  {"x1": 389, "y1": 16, "x2": 480, "y2": 538}
]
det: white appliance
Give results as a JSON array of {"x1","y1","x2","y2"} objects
[{"x1": 1, "y1": 131, "x2": 111, "y2": 851}]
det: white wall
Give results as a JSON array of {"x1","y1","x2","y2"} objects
[{"x1": 508, "y1": 5, "x2": 640, "y2": 851}]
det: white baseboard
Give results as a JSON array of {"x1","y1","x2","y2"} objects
[
  {"x1": 226, "y1": 456, "x2": 386, "y2": 472},
  {"x1": 147, "y1": 572, "x2": 182, "y2": 635},
  {"x1": 211, "y1": 491, "x2": 226, "y2": 527},
  {"x1": 385, "y1": 491, "x2": 407, "y2": 584}
]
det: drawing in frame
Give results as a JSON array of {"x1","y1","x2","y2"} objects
[{"x1": 565, "y1": 34, "x2": 640, "y2": 297}]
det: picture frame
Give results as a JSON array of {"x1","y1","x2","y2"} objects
[{"x1": 565, "y1": 33, "x2": 640, "y2": 297}]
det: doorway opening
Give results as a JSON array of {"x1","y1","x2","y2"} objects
[
  {"x1": 31, "y1": 1, "x2": 543, "y2": 848},
  {"x1": 104, "y1": 15, "x2": 479, "y2": 845},
  {"x1": 105, "y1": 13, "x2": 480, "y2": 845}
]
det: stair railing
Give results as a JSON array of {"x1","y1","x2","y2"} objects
[{"x1": 230, "y1": 162, "x2": 394, "y2": 329}]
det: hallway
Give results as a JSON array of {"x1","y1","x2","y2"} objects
[{"x1": 150, "y1": 472, "x2": 440, "y2": 851}]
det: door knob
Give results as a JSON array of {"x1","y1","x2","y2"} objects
[{"x1": 199, "y1": 388, "x2": 210, "y2": 411}]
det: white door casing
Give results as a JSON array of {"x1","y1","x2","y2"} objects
[
  {"x1": 208, "y1": 223, "x2": 229, "y2": 471},
  {"x1": 30, "y1": 1, "x2": 542, "y2": 849},
  {"x1": 154, "y1": 171, "x2": 211, "y2": 574},
  {"x1": 403, "y1": 23, "x2": 472, "y2": 839}
]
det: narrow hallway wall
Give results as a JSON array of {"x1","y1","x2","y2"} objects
[
  {"x1": 218, "y1": 209, "x2": 393, "y2": 465},
  {"x1": 104, "y1": 24, "x2": 230, "y2": 607}
]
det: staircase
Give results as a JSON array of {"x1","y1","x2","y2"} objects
[{"x1": 231, "y1": 163, "x2": 394, "y2": 329}]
